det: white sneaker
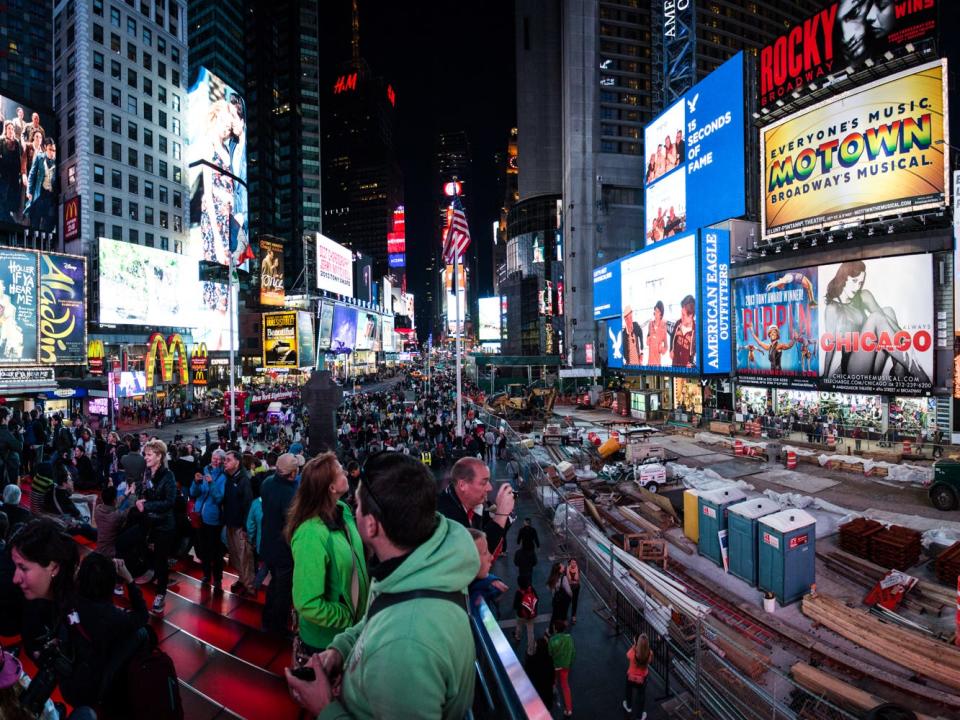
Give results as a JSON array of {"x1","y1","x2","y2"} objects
[
  {"x1": 641, "y1": 713, "x2": 647, "y2": 720},
  {"x1": 622, "y1": 701, "x2": 632, "y2": 712},
  {"x1": 150, "y1": 593, "x2": 166, "y2": 616}
]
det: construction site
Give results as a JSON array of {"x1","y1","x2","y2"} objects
[{"x1": 481, "y1": 397, "x2": 960, "y2": 720}]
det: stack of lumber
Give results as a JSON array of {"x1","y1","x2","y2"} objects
[
  {"x1": 802, "y1": 592, "x2": 960, "y2": 691},
  {"x1": 935, "y1": 541, "x2": 960, "y2": 584},
  {"x1": 870, "y1": 525, "x2": 922, "y2": 570},
  {"x1": 790, "y1": 663, "x2": 946, "y2": 720},
  {"x1": 838, "y1": 517, "x2": 883, "y2": 557}
]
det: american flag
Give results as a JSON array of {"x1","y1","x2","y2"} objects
[{"x1": 442, "y1": 196, "x2": 471, "y2": 262}]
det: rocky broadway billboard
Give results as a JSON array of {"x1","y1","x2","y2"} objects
[
  {"x1": 735, "y1": 252, "x2": 933, "y2": 395},
  {"x1": 762, "y1": 60, "x2": 948, "y2": 239},
  {"x1": 758, "y1": 0, "x2": 940, "y2": 108}
]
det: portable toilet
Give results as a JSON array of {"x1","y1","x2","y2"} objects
[
  {"x1": 727, "y1": 498, "x2": 781, "y2": 586},
  {"x1": 697, "y1": 487, "x2": 747, "y2": 567},
  {"x1": 682, "y1": 490, "x2": 700, "y2": 543},
  {"x1": 757, "y1": 508, "x2": 817, "y2": 606}
]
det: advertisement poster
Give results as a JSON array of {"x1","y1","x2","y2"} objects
[
  {"x1": 0, "y1": 248, "x2": 38, "y2": 363},
  {"x1": 817, "y1": 254, "x2": 932, "y2": 395},
  {"x1": 758, "y1": 1, "x2": 940, "y2": 108},
  {"x1": 296, "y1": 311, "x2": 315, "y2": 370},
  {"x1": 62, "y1": 197, "x2": 81, "y2": 243},
  {"x1": 39, "y1": 252, "x2": 86, "y2": 364},
  {"x1": 0, "y1": 94, "x2": 58, "y2": 231},
  {"x1": 316, "y1": 302, "x2": 334, "y2": 351},
  {"x1": 478, "y1": 296, "x2": 501, "y2": 341},
  {"x1": 644, "y1": 53, "x2": 745, "y2": 243},
  {"x1": 355, "y1": 311, "x2": 378, "y2": 351},
  {"x1": 259, "y1": 238, "x2": 285, "y2": 306},
  {"x1": 735, "y1": 253, "x2": 933, "y2": 395},
  {"x1": 699, "y1": 229, "x2": 731, "y2": 375},
  {"x1": 331, "y1": 305, "x2": 358, "y2": 353},
  {"x1": 316, "y1": 234, "x2": 354, "y2": 296},
  {"x1": 98, "y1": 238, "x2": 196, "y2": 327},
  {"x1": 607, "y1": 235, "x2": 698, "y2": 374},
  {"x1": 762, "y1": 61, "x2": 947, "y2": 239},
  {"x1": 382, "y1": 316, "x2": 395, "y2": 352},
  {"x1": 262, "y1": 311, "x2": 298, "y2": 368},
  {"x1": 735, "y1": 266, "x2": 820, "y2": 390},
  {"x1": 593, "y1": 258, "x2": 622, "y2": 320},
  {"x1": 186, "y1": 66, "x2": 249, "y2": 268},
  {"x1": 194, "y1": 281, "x2": 238, "y2": 352}
]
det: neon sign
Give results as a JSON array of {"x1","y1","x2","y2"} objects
[
  {"x1": 387, "y1": 84, "x2": 396, "y2": 107},
  {"x1": 144, "y1": 333, "x2": 189, "y2": 387},
  {"x1": 333, "y1": 73, "x2": 358, "y2": 94}
]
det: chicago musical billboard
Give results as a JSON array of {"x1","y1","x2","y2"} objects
[
  {"x1": 762, "y1": 60, "x2": 948, "y2": 239},
  {"x1": 735, "y1": 252, "x2": 933, "y2": 395},
  {"x1": 758, "y1": 0, "x2": 940, "y2": 108}
]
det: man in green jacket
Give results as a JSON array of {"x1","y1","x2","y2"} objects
[{"x1": 285, "y1": 453, "x2": 479, "y2": 719}]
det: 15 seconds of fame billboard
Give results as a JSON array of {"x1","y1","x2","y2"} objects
[{"x1": 644, "y1": 52, "x2": 745, "y2": 245}]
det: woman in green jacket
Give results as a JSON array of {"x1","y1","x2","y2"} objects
[{"x1": 285, "y1": 452, "x2": 370, "y2": 657}]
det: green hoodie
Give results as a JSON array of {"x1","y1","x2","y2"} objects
[
  {"x1": 319, "y1": 515, "x2": 479, "y2": 720},
  {"x1": 292, "y1": 502, "x2": 370, "y2": 650}
]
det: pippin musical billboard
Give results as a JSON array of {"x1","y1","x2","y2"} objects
[{"x1": 762, "y1": 60, "x2": 948, "y2": 239}]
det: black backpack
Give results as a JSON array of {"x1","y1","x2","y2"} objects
[{"x1": 114, "y1": 627, "x2": 184, "y2": 720}]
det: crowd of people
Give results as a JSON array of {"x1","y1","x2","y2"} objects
[{"x1": 0, "y1": 369, "x2": 666, "y2": 720}]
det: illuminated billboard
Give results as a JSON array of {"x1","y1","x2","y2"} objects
[
  {"x1": 259, "y1": 238, "x2": 285, "y2": 306},
  {"x1": 644, "y1": 53, "x2": 745, "y2": 244},
  {"x1": 607, "y1": 235, "x2": 699, "y2": 374},
  {"x1": 262, "y1": 311, "x2": 297, "y2": 368},
  {"x1": 39, "y1": 253, "x2": 86, "y2": 364},
  {"x1": 0, "y1": 94, "x2": 58, "y2": 232},
  {"x1": 331, "y1": 304, "x2": 358, "y2": 353},
  {"x1": 0, "y1": 248, "x2": 38, "y2": 363},
  {"x1": 758, "y1": 1, "x2": 940, "y2": 109},
  {"x1": 761, "y1": 61, "x2": 948, "y2": 239},
  {"x1": 478, "y1": 296, "x2": 501, "y2": 342},
  {"x1": 316, "y1": 233, "x2": 354, "y2": 296},
  {"x1": 186, "y1": 67, "x2": 249, "y2": 267},
  {"x1": 296, "y1": 311, "x2": 315, "y2": 369},
  {"x1": 317, "y1": 302, "x2": 334, "y2": 351},
  {"x1": 382, "y1": 316, "x2": 395, "y2": 351},
  {"x1": 735, "y1": 253, "x2": 933, "y2": 395},
  {"x1": 193, "y1": 281, "x2": 238, "y2": 352}
]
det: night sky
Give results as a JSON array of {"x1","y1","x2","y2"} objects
[{"x1": 352, "y1": 1, "x2": 517, "y2": 333}]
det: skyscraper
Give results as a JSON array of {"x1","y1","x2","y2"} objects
[
  {"x1": 187, "y1": 0, "x2": 244, "y2": 93},
  {"x1": 54, "y1": 0, "x2": 190, "y2": 292},
  {"x1": 245, "y1": 0, "x2": 322, "y2": 291},
  {"x1": 0, "y1": 0, "x2": 54, "y2": 111}
]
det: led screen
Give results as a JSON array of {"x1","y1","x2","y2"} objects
[
  {"x1": 606, "y1": 235, "x2": 699, "y2": 374},
  {"x1": 316, "y1": 234, "x2": 354, "y2": 296},
  {"x1": 0, "y1": 248, "x2": 38, "y2": 363},
  {"x1": 330, "y1": 304, "x2": 358, "y2": 353},
  {"x1": 0, "y1": 95, "x2": 58, "y2": 232},
  {"x1": 644, "y1": 53, "x2": 745, "y2": 243},
  {"x1": 39, "y1": 252, "x2": 86, "y2": 364},
  {"x1": 478, "y1": 296, "x2": 501, "y2": 341},
  {"x1": 259, "y1": 238, "x2": 284, "y2": 306},
  {"x1": 762, "y1": 61, "x2": 947, "y2": 239},
  {"x1": 296, "y1": 310, "x2": 315, "y2": 369},
  {"x1": 735, "y1": 253, "x2": 933, "y2": 395},
  {"x1": 193, "y1": 281, "x2": 238, "y2": 352},
  {"x1": 317, "y1": 302, "x2": 334, "y2": 351},
  {"x1": 186, "y1": 66, "x2": 249, "y2": 267},
  {"x1": 262, "y1": 311, "x2": 297, "y2": 369}
]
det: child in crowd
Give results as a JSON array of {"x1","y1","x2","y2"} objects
[{"x1": 549, "y1": 619, "x2": 575, "y2": 717}]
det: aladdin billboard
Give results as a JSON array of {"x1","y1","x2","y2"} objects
[
  {"x1": 734, "y1": 252, "x2": 933, "y2": 395},
  {"x1": 758, "y1": 0, "x2": 940, "y2": 108},
  {"x1": 762, "y1": 60, "x2": 948, "y2": 239},
  {"x1": 39, "y1": 252, "x2": 86, "y2": 364}
]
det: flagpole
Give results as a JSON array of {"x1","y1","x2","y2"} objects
[
  {"x1": 228, "y1": 250, "x2": 236, "y2": 437},
  {"x1": 454, "y1": 256, "x2": 463, "y2": 438}
]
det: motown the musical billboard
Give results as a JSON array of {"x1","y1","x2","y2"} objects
[{"x1": 762, "y1": 60, "x2": 948, "y2": 239}]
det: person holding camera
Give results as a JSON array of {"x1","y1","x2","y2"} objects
[{"x1": 438, "y1": 456, "x2": 515, "y2": 559}]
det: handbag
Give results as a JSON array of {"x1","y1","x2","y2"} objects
[{"x1": 187, "y1": 499, "x2": 202, "y2": 530}]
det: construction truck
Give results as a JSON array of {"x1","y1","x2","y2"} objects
[{"x1": 483, "y1": 382, "x2": 558, "y2": 419}]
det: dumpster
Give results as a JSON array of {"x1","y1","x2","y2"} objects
[
  {"x1": 697, "y1": 487, "x2": 746, "y2": 567},
  {"x1": 727, "y1": 498, "x2": 781, "y2": 586},
  {"x1": 757, "y1": 508, "x2": 816, "y2": 606}
]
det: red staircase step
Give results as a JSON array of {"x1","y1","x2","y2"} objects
[{"x1": 187, "y1": 651, "x2": 301, "y2": 720}]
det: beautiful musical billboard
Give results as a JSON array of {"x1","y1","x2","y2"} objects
[
  {"x1": 39, "y1": 252, "x2": 86, "y2": 364},
  {"x1": 259, "y1": 238, "x2": 285, "y2": 306},
  {"x1": 735, "y1": 253, "x2": 933, "y2": 395},
  {"x1": 186, "y1": 66, "x2": 249, "y2": 267},
  {"x1": 762, "y1": 60, "x2": 948, "y2": 239},
  {"x1": 607, "y1": 235, "x2": 699, "y2": 374},
  {"x1": 262, "y1": 311, "x2": 298, "y2": 369},
  {"x1": 644, "y1": 53, "x2": 745, "y2": 244},
  {"x1": 758, "y1": 1, "x2": 940, "y2": 108},
  {"x1": 0, "y1": 248, "x2": 38, "y2": 363},
  {"x1": 0, "y1": 94, "x2": 58, "y2": 232}
]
